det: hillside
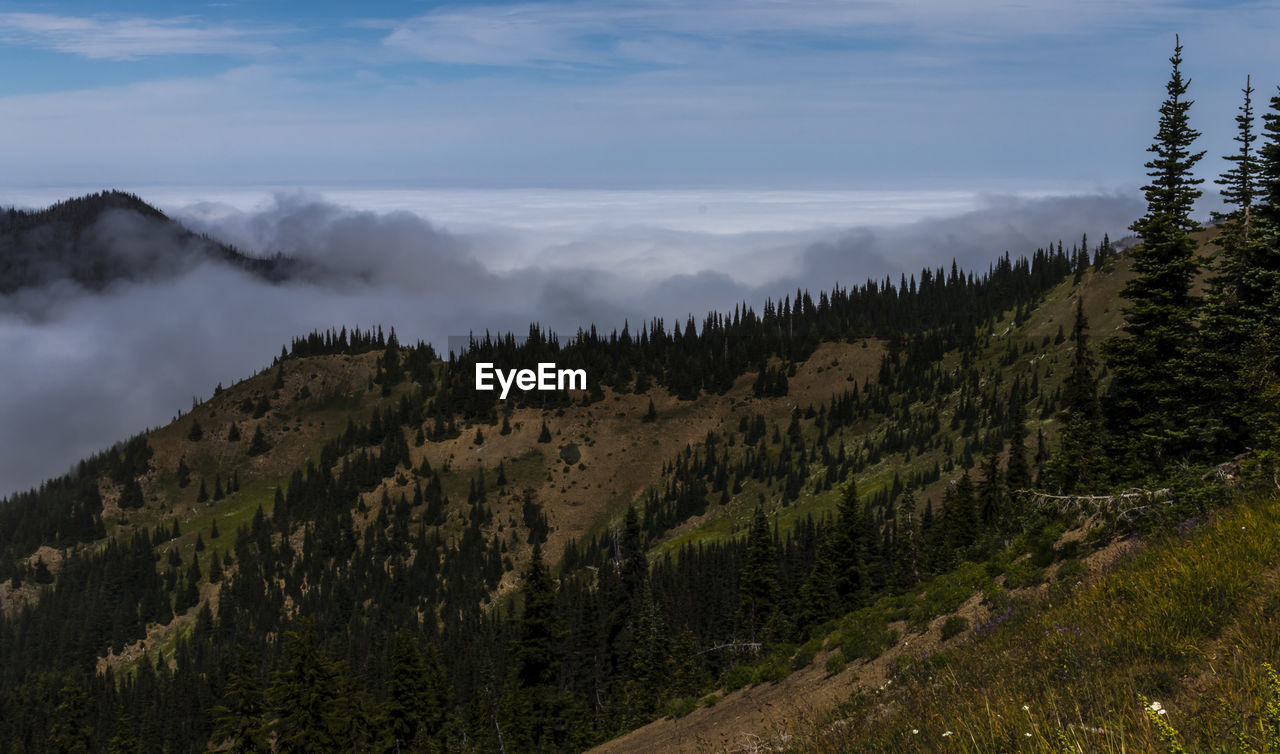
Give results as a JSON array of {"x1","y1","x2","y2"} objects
[
  {"x1": 1, "y1": 209, "x2": 1277, "y2": 753},
  {"x1": 0, "y1": 191, "x2": 304, "y2": 294}
]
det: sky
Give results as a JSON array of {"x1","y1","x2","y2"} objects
[
  {"x1": 0, "y1": 1, "x2": 1277, "y2": 496},
  {"x1": 0, "y1": 0, "x2": 1275, "y2": 189}
]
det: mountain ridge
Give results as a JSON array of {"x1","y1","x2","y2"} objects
[{"x1": 0, "y1": 190, "x2": 305, "y2": 294}]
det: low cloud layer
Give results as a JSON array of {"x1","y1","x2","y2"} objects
[{"x1": 0, "y1": 189, "x2": 1142, "y2": 497}]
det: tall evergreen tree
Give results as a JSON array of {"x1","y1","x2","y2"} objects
[
  {"x1": 212, "y1": 649, "x2": 267, "y2": 753},
  {"x1": 508, "y1": 542, "x2": 568, "y2": 750},
  {"x1": 268, "y1": 622, "x2": 350, "y2": 752},
  {"x1": 738, "y1": 507, "x2": 778, "y2": 643},
  {"x1": 1102, "y1": 36, "x2": 1207, "y2": 465},
  {"x1": 382, "y1": 631, "x2": 451, "y2": 752},
  {"x1": 1200, "y1": 77, "x2": 1268, "y2": 452},
  {"x1": 1046, "y1": 299, "x2": 1106, "y2": 492},
  {"x1": 1005, "y1": 396, "x2": 1031, "y2": 492}
]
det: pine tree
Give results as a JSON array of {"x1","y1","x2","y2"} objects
[
  {"x1": 268, "y1": 622, "x2": 349, "y2": 751},
  {"x1": 227, "y1": 422, "x2": 241, "y2": 442},
  {"x1": 1046, "y1": 299, "x2": 1107, "y2": 492},
  {"x1": 49, "y1": 679, "x2": 93, "y2": 753},
  {"x1": 537, "y1": 421, "x2": 552, "y2": 443},
  {"x1": 1198, "y1": 77, "x2": 1267, "y2": 453},
  {"x1": 188, "y1": 419, "x2": 203, "y2": 442},
  {"x1": 508, "y1": 542, "x2": 568, "y2": 749},
  {"x1": 119, "y1": 478, "x2": 145, "y2": 509},
  {"x1": 175, "y1": 456, "x2": 191, "y2": 488},
  {"x1": 212, "y1": 649, "x2": 267, "y2": 753},
  {"x1": 247, "y1": 425, "x2": 272, "y2": 456},
  {"x1": 382, "y1": 631, "x2": 451, "y2": 752},
  {"x1": 798, "y1": 533, "x2": 840, "y2": 627},
  {"x1": 106, "y1": 713, "x2": 139, "y2": 754},
  {"x1": 642, "y1": 398, "x2": 657, "y2": 423},
  {"x1": 1102, "y1": 36, "x2": 1207, "y2": 466},
  {"x1": 196, "y1": 478, "x2": 209, "y2": 503},
  {"x1": 1005, "y1": 396, "x2": 1031, "y2": 491},
  {"x1": 738, "y1": 507, "x2": 778, "y2": 642}
]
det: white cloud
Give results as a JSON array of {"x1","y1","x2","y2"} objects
[
  {"x1": 0, "y1": 12, "x2": 278, "y2": 60},
  {"x1": 378, "y1": 0, "x2": 1198, "y2": 68}
]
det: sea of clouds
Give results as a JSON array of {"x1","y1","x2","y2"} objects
[{"x1": 0, "y1": 187, "x2": 1143, "y2": 497}]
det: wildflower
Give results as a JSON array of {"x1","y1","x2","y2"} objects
[
  {"x1": 912, "y1": 729, "x2": 919, "y2": 735},
  {"x1": 1022, "y1": 704, "x2": 1030, "y2": 712},
  {"x1": 942, "y1": 730, "x2": 953, "y2": 737},
  {"x1": 1148, "y1": 700, "x2": 1166, "y2": 716},
  {"x1": 1025, "y1": 732, "x2": 1032, "y2": 737}
]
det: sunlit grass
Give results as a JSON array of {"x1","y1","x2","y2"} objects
[{"x1": 799, "y1": 491, "x2": 1280, "y2": 752}]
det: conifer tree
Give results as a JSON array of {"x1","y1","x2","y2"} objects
[
  {"x1": 175, "y1": 456, "x2": 191, "y2": 488},
  {"x1": 1198, "y1": 77, "x2": 1267, "y2": 452},
  {"x1": 509, "y1": 542, "x2": 568, "y2": 749},
  {"x1": 188, "y1": 419, "x2": 203, "y2": 442},
  {"x1": 738, "y1": 507, "x2": 778, "y2": 642},
  {"x1": 1047, "y1": 299, "x2": 1106, "y2": 492},
  {"x1": 828, "y1": 480, "x2": 869, "y2": 607},
  {"x1": 227, "y1": 422, "x2": 241, "y2": 442},
  {"x1": 1102, "y1": 36, "x2": 1207, "y2": 465},
  {"x1": 382, "y1": 630, "x2": 451, "y2": 752},
  {"x1": 1005, "y1": 397, "x2": 1031, "y2": 492},
  {"x1": 799, "y1": 533, "x2": 840, "y2": 627},
  {"x1": 268, "y1": 622, "x2": 349, "y2": 751},
  {"x1": 247, "y1": 425, "x2": 272, "y2": 456},
  {"x1": 537, "y1": 421, "x2": 552, "y2": 443},
  {"x1": 49, "y1": 679, "x2": 93, "y2": 753},
  {"x1": 212, "y1": 649, "x2": 267, "y2": 753},
  {"x1": 119, "y1": 478, "x2": 145, "y2": 509}
]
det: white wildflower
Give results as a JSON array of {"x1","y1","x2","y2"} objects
[
  {"x1": 1025, "y1": 732, "x2": 1032, "y2": 737},
  {"x1": 942, "y1": 730, "x2": 953, "y2": 737},
  {"x1": 1148, "y1": 700, "x2": 1166, "y2": 716},
  {"x1": 1022, "y1": 704, "x2": 1030, "y2": 712},
  {"x1": 912, "y1": 729, "x2": 919, "y2": 735}
]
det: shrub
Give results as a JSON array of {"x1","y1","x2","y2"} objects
[
  {"x1": 1005, "y1": 560, "x2": 1046, "y2": 589},
  {"x1": 941, "y1": 615, "x2": 969, "y2": 641},
  {"x1": 840, "y1": 610, "x2": 897, "y2": 662},
  {"x1": 1056, "y1": 558, "x2": 1087, "y2": 584},
  {"x1": 664, "y1": 696, "x2": 698, "y2": 719},
  {"x1": 722, "y1": 664, "x2": 756, "y2": 692},
  {"x1": 792, "y1": 638, "x2": 823, "y2": 670}
]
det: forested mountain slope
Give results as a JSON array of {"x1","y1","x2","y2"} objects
[
  {"x1": 1, "y1": 228, "x2": 1120, "y2": 751},
  {"x1": 0, "y1": 191, "x2": 302, "y2": 294}
]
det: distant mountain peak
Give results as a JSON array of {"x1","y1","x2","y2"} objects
[{"x1": 0, "y1": 190, "x2": 303, "y2": 295}]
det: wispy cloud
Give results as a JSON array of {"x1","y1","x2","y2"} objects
[
  {"x1": 377, "y1": 0, "x2": 1196, "y2": 69},
  {"x1": 0, "y1": 12, "x2": 278, "y2": 60}
]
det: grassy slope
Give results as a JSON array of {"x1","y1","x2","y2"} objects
[{"x1": 808, "y1": 489, "x2": 1280, "y2": 753}]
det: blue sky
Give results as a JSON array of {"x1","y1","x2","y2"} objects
[{"x1": 0, "y1": 0, "x2": 1275, "y2": 190}]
